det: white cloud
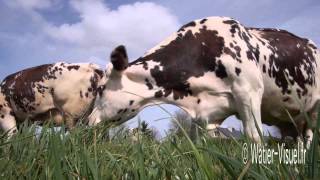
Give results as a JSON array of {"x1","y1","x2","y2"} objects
[
  {"x1": 44, "y1": 0, "x2": 180, "y2": 59},
  {"x1": 0, "y1": 0, "x2": 180, "y2": 72}
]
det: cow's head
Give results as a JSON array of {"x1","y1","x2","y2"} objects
[{"x1": 89, "y1": 45, "x2": 158, "y2": 125}]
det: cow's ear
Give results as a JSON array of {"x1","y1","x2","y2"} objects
[{"x1": 110, "y1": 45, "x2": 128, "y2": 71}]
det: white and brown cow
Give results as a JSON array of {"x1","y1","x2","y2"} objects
[
  {"x1": 0, "y1": 62, "x2": 104, "y2": 136},
  {"x1": 89, "y1": 16, "x2": 320, "y2": 143}
]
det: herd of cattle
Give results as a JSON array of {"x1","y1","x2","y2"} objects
[{"x1": 0, "y1": 17, "x2": 319, "y2": 145}]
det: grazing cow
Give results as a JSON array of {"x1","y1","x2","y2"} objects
[
  {"x1": 89, "y1": 16, "x2": 320, "y2": 143},
  {"x1": 0, "y1": 62, "x2": 104, "y2": 136}
]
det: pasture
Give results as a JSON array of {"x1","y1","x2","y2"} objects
[
  {"x1": 0, "y1": 113, "x2": 319, "y2": 180},
  {"x1": 1, "y1": 0, "x2": 319, "y2": 179}
]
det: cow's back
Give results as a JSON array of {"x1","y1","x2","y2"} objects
[
  {"x1": 131, "y1": 16, "x2": 320, "y2": 124},
  {"x1": 247, "y1": 28, "x2": 320, "y2": 123},
  {"x1": 0, "y1": 62, "x2": 104, "y2": 123},
  {"x1": 1, "y1": 64, "x2": 54, "y2": 116}
]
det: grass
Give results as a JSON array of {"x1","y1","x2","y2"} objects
[{"x1": 0, "y1": 114, "x2": 319, "y2": 179}]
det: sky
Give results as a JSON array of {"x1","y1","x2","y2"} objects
[{"x1": 1, "y1": 0, "x2": 319, "y2": 137}]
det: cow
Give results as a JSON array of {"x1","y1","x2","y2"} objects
[
  {"x1": 88, "y1": 16, "x2": 320, "y2": 144},
  {"x1": 0, "y1": 62, "x2": 104, "y2": 136}
]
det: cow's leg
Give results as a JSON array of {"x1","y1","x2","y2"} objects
[
  {"x1": 64, "y1": 115, "x2": 76, "y2": 130},
  {"x1": 232, "y1": 83, "x2": 264, "y2": 143},
  {"x1": 293, "y1": 110, "x2": 318, "y2": 149},
  {"x1": 53, "y1": 91, "x2": 94, "y2": 129},
  {"x1": 32, "y1": 109, "x2": 64, "y2": 126},
  {"x1": 88, "y1": 108, "x2": 102, "y2": 126},
  {"x1": 0, "y1": 107, "x2": 17, "y2": 137},
  {"x1": 62, "y1": 101, "x2": 91, "y2": 129},
  {"x1": 305, "y1": 128, "x2": 313, "y2": 149},
  {"x1": 276, "y1": 121, "x2": 299, "y2": 140},
  {"x1": 53, "y1": 99, "x2": 90, "y2": 129},
  {"x1": 51, "y1": 110, "x2": 64, "y2": 126},
  {"x1": 292, "y1": 116, "x2": 308, "y2": 148},
  {"x1": 207, "y1": 118, "x2": 225, "y2": 130},
  {"x1": 282, "y1": 113, "x2": 315, "y2": 149},
  {"x1": 304, "y1": 111, "x2": 318, "y2": 149}
]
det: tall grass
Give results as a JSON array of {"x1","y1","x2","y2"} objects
[{"x1": 0, "y1": 115, "x2": 319, "y2": 179}]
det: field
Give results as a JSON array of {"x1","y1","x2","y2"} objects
[{"x1": 0, "y1": 117, "x2": 320, "y2": 180}]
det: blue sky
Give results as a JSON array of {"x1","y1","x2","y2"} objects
[{"x1": 1, "y1": 0, "x2": 319, "y2": 137}]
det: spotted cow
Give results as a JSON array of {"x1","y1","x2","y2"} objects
[
  {"x1": 89, "y1": 17, "x2": 320, "y2": 143},
  {"x1": 0, "y1": 62, "x2": 104, "y2": 136}
]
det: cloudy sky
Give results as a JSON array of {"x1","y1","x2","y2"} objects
[{"x1": 1, "y1": 0, "x2": 319, "y2": 137}]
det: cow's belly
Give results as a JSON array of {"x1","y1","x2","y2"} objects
[
  {"x1": 181, "y1": 73, "x2": 236, "y2": 122},
  {"x1": 11, "y1": 90, "x2": 55, "y2": 120},
  {"x1": 261, "y1": 75, "x2": 316, "y2": 124},
  {"x1": 200, "y1": 91, "x2": 236, "y2": 122}
]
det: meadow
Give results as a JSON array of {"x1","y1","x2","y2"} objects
[{"x1": 0, "y1": 115, "x2": 319, "y2": 180}]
